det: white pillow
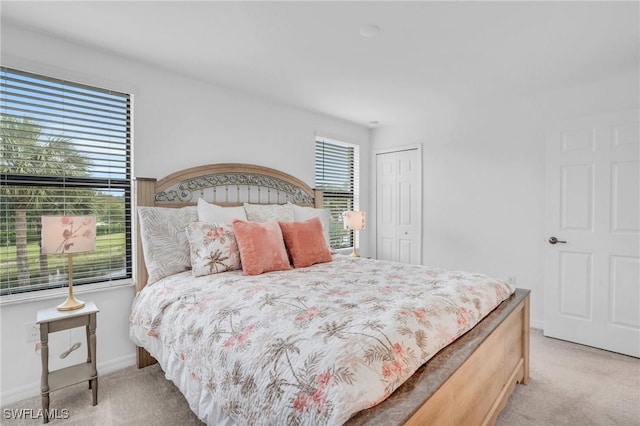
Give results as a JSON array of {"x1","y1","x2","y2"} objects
[
  {"x1": 243, "y1": 203, "x2": 294, "y2": 222},
  {"x1": 289, "y1": 203, "x2": 331, "y2": 248},
  {"x1": 137, "y1": 206, "x2": 197, "y2": 285},
  {"x1": 197, "y1": 198, "x2": 247, "y2": 224}
]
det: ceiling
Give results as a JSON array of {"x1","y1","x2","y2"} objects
[{"x1": 2, "y1": 1, "x2": 638, "y2": 127}]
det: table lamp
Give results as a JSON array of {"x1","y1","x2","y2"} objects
[
  {"x1": 343, "y1": 210, "x2": 366, "y2": 257},
  {"x1": 41, "y1": 216, "x2": 96, "y2": 311}
]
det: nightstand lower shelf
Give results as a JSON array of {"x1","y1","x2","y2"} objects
[{"x1": 48, "y1": 363, "x2": 97, "y2": 393}]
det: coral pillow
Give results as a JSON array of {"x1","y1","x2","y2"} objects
[
  {"x1": 289, "y1": 203, "x2": 331, "y2": 249},
  {"x1": 232, "y1": 219, "x2": 291, "y2": 275},
  {"x1": 279, "y1": 218, "x2": 333, "y2": 268}
]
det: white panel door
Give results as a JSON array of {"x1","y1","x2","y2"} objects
[
  {"x1": 545, "y1": 110, "x2": 640, "y2": 357},
  {"x1": 376, "y1": 148, "x2": 421, "y2": 264}
]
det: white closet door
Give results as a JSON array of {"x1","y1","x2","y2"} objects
[
  {"x1": 376, "y1": 147, "x2": 422, "y2": 264},
  {"x1": 544, "y1": 110, "x2": 639, "y2": 357}
]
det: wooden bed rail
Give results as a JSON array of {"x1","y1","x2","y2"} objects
[{"x1": 347, "y1": 290, "x2": 530, "y2": 426}]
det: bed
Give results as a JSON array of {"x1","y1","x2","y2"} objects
[{"x1": 130, "y1": 163, "x2": 530, "y2": 425}]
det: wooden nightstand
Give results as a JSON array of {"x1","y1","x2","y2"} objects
[{"x1": 36, "y1": 301, "x2": 99, "y2": 423}]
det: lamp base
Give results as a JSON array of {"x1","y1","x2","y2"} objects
[
  {"x1": 350, "y1": 248, "x2": 360, "y2": 257},
  {"x1": 57, "y1": 294, "x2": 85, "y2": 311}
]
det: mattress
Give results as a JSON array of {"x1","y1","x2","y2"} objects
[{"x1": 130, "y1": 255, "x2": 515, "y2": 425}]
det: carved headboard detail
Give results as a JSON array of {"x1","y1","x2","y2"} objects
[{"x1": 155, "y1": 170, "x2": 314, "y2": 206}]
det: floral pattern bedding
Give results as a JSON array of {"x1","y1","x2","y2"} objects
[{"x1": 130, "y1": 255, "x2": 515, "y2": 425}]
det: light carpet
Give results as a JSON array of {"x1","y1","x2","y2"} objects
[{"x1": 2, "y1": 330, "x2": 638, "y2": 425}]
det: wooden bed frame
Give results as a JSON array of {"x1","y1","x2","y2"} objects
[{"x1": 133, "y1": 163, "x2": 530, "y2": 425}]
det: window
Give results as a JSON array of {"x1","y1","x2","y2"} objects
[
  {"x1": 0, "y1": 67, "x2": 132, "y2": 296},
  {"x1": 315, "y1": 137, "x2": 359, "y2": 249}
]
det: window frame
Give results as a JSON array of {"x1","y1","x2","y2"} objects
[
  {"x1": 0, "y1": 66, "x2": 132, "y2": 296},
  {"x1": 314, "y1": 136, "x2": 360, "y2": 250}
]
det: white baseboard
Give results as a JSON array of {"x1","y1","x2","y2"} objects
[
  {"x1": 1, "y1": 353, "x2": 135, "y2": 406},
  {"x1": 530, "y1": 319, "x2": 544, "y2": 331},
  {"x1": 96, "y1": 353, "x2": 136, "y2": 375}
]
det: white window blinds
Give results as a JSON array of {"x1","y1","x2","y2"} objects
[
  {"x1": 315, "y1": 137, "x2": 359, "y2": 249},
  {"x1": 0, "y1": 67, "x2": 132, "y2": 296}
]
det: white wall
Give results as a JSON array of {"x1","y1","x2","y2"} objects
[
  {"x1": 0, "y1": 23, "x2": 370, "y2": 404},
  {"x1": 370, "y1": 69, "x2": 639, "y2": 329}
]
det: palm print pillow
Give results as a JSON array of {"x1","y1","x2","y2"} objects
[
  {"x1": 137, "y1": 206, "x2": 197, "y2": 285},
  {"x1": 185, "y1": 222, "x2": 241, "y2": 277}
]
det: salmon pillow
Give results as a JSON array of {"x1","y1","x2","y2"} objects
[
  {"x1": 279, "y1": 217, "x2": 333, "y2": 268},
  {"x1": 232, "y1": 219, "x2": 291, "y2": 275}
]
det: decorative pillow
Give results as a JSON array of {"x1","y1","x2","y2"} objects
[
  {"x1": 279, "y1": 218, "x2": 333, "y2": 268},
  {"x1": 185, "y1": 222, "x2": 241, "y2": 277},
  {"x1": 137, "y1": 206, "x2": 197, "y2": 285},
  {"x1": 243, "y1": 203, "x2": 294, "y2": 223},
  {"x1": 198, "y1": 198, "x2": 247, "y2": 224},
  {"x1": 289, "y1": 203, "x2": 331, "y2": 248},
  {"x1": 232, "y1": 219, "x2": 291, "y2": 275}
]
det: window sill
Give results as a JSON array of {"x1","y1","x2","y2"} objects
[
  {"x1": 335, "y1": 247, "x2": 355, "y2": 256},
  {"x1": 0, "y1": 278, "x2": 134, "y2": 307}
]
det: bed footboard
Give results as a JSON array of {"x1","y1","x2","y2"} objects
[
  {"x1": 405, "y1": 292, "x2": 530, "y2": 426},
  {"x1": 347, "y1": 289, "x2": 530, "y2": 425}
]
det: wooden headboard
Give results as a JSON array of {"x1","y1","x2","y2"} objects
[{"x1": 134, "y1": 163, "x2": 323, "y2": 293}]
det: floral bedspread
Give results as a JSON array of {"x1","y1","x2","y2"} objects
[{"x1": 130, "y1": 255, "x2": 514, "y2": 425}]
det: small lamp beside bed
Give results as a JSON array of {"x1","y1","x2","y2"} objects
[
  {"x1": 343, "y1": 210, "x2": 366, "y2": 257},
  {"x1": 41, "y1": 215, "x2": 96, "y2": 311}
]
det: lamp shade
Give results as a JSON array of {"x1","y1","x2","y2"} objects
[
  {"x1": 41, "y1": 216, "x2": 96, "y2": 255},
  {"x1": 343, "y1": 211, "x2": 366, "y2": 231}
]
